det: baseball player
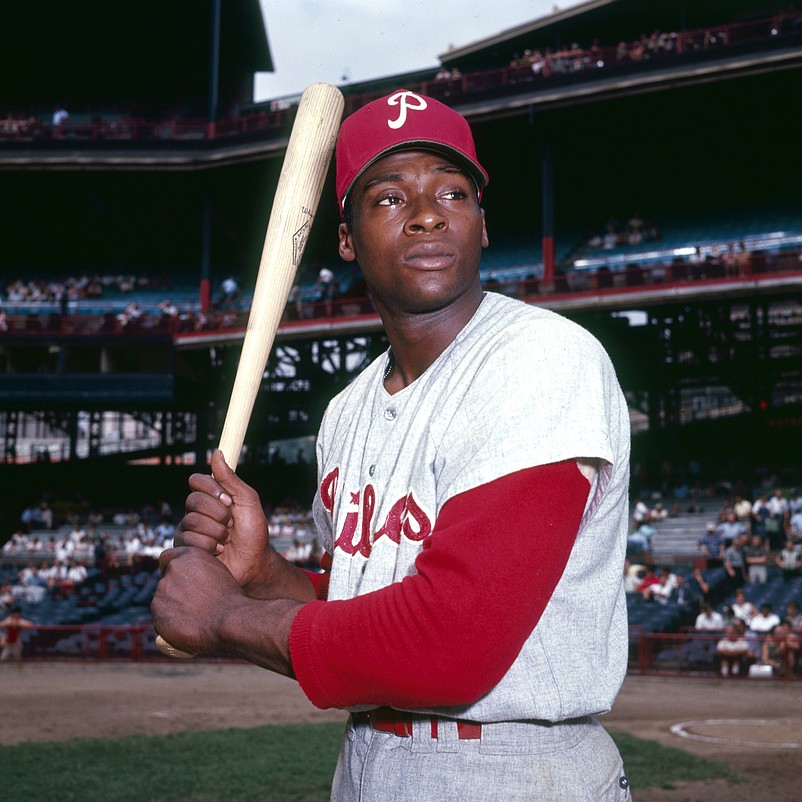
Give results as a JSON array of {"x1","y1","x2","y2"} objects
[{"x1": 153, "y1": 89, "x2": 632, "y2": 800}]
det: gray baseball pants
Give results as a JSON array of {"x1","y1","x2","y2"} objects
[{"x1": 331, "y1": 713, "x2": 632, "y2": 801}]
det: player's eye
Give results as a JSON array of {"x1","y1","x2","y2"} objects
[
  {"x1": 441, "y1": 188, "x2": 468, "y2": 201},
  {"x1": 377, "y1": 193, "x2": 403, "y2": 206}
]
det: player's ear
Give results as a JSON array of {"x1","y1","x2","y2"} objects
[
  {"x1": 338, "y1": 223, "x2": 357, "y2": 262},
  {"x1": 480, "y1": 208, "x2": 489, "y2": 249}
]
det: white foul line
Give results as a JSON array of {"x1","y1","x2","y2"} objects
[{"x1": 670, "y1": 719, "x2": 800, "y2": 750}]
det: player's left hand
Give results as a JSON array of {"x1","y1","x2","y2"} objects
[{"x1": 152, "y1": 545, "x2": 245, "y2": 656}]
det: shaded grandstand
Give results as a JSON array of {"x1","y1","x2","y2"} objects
[{"x1": 1, "y1": 1, "x2": 802, "y2": 677}]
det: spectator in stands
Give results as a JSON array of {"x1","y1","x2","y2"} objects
[
  {"x1": 631, "y1": 498, "x2": 665, "y2": 528},
  {"x1": 116, "y1": 302, "x2": 143, "y2": 329},
  {"x1": 788, "y1": 488, "x2": 802, "y2": 518},
  {"x1": 219, "y1": 275, "x2": 240, "y2": 310},
  {"x1": 730, "y1": 588, "x2": 757, "y2": 626},
  {"x1": 775, "y1": 537, "x2": 802, "y2": 578},
  {"x1": 765, "y1": 487, "x2": 789, "y2": 549},
  {"x1": 314, "y1": 265, "x2": 337, "y2": 317},
  {"x1": 284, "y1": 537, "x2": 312, "y2": 566},
  {"x1": 751, "y1": 492, "x2": 771, "y2": 539},
  {"x1": 158, "y1": 300, "x2": 179, "y2": 329},
  {"x1": 642, "y1": 566, "x2": 678, "y2": 604},
  {"x1": 670, "y1": 573, "x2": 702, "y2": 624},
  {"x1": 51, "y1": 104, "x2": 69, "y2": 136},
  {"x1": 717, "y1": 511, "x2": 746, "y2": 546},
  {"x1": 743, "y1": 533, "x2": 770, "y2": 584},
  {"x1": 715, "y1": 623, "x2": 752, "y2": 677},
  {"x1": 732, "y1": 494, "x2": 753, "y2": 533},
  {"x1": 0, "y1": 608, "x2": 36, "y2": 660},
  {"x1": 66, "y1": 560, "x2": 88, "y2": 586},
  {"x1": 0, "y1": 583, "x2": 16, "y2": 614},
  {"x1": 686, "y1": 567, "x2": 711, "y2": 608},
  {"x1": 783, "y1": 622, "x2": 800, "y2": 675},
  {"x1": 788, "y1": 506, "x2": 802, "y2": 543},
  {"x1": 154, "y1": 517, "x2": 176, "y2": 547},
  {"x1": 750, "y1": 604, "x2": 781, "y2": 635},
  {"x1": 627, "y1": 523, "x2": 653, "y2": 555},
  {"x1": 12, "y1": 564, "x2": 47, "y2": 604},
  {"x1": 637, "y1": 565, "x2": 661, "y2": 600},
  {"x1": 785, "y1": 601, "x2": 802, "y2": 630},
  {"x1": 760, "y1": 622, "x2": 795, "y2": 677},
  {"x1": 695, "y1": 602, "x2": 725, "y2": 631},
  {"x1": 697, "y1": 522, "x2": 724, "y2": 567},
  {"x1": 748, "y1": 604, "x2": 781, "y2": 660},
  {"x1": 2, "y1": 529, "x2": 28, "y2": 554},
  {"x1": 723, "y1": 532, "x2": 747, "y2": 592},
  {"x1": 623, "y1": 560, "x2": 646, "y2": 593}
]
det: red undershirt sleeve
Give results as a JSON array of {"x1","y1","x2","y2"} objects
[
  {"x1": 301, "y1": 553, "x2": 332, "y2": 600},
  {"x1": 289, "y1": 460, "x2": 590, "y2": 710}
]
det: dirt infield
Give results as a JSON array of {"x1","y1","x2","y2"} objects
[{"x1": 1, "y1": 663, "x2": 799, "y2": 800}]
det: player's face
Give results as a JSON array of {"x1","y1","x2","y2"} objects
[{"x1": 338, "y1": 150, "x2": 488, "y2": 317}]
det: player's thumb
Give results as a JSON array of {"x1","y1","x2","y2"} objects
[{"x1": 210, "y1": 449, "x2": 259, "y2": 507}]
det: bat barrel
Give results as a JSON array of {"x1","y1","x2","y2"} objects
[{"x1": 218, "y1": 82, "x2": 344, "y2": 468}]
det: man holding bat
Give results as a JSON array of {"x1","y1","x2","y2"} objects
[{"x1": 153, "y1": 90, "x2": 632, "y2": 800}]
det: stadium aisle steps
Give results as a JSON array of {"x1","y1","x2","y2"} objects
[{"x1": 647, "y1": 502, "x2": 722, "y2": 559}]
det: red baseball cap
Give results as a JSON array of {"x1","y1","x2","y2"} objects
[{"x1": 335, "y1": 89, "x2": 489, "y2": 211}]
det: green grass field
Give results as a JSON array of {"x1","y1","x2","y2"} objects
[{"x1": 1, "y1": 724, "x2": 740, "y2": 801}]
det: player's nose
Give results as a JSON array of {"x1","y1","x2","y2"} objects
[{"x1": 405, "y1": 192, "x2": 447, "y2": 234}]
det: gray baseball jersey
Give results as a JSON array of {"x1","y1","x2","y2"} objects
[{"x1": 312, "y1": 291, "x2": 630, "y2": 722}]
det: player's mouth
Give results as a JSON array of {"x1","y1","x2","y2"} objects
[{"x1": 403, "y1": 243, "x2": 455, "y2": 271}]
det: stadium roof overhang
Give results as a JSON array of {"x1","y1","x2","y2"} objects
[{"x1": 0, "y1": 0, "x2": 272, "y2": 117}]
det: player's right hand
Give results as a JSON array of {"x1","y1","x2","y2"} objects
[{"x1": 175, "y1": 449, "x2": 272, "y2": 589}]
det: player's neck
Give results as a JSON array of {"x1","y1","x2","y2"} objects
[{"x1": 380, "y1": 289, "x2": 484, "y2": 392}]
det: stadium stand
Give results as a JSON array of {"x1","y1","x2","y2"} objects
[{"x1": 3, "y1": 3, "x2": 802, "y2": 685}]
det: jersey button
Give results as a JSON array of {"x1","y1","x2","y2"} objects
[
  {"x1": 383, "y1": 408, "x2": 397, "y2": 421},
  {"x1": 369, "y1": 464, "x2": 376, "y2": 477}
]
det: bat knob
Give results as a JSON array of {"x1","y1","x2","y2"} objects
[{"x1": 155, "y1": 634, "x2": 197, "y2": 659}]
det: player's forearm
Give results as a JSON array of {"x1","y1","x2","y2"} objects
[{"x1": 217, "y1": 595, "x2": 304, "y2": 677}]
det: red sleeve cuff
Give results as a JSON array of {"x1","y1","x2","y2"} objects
[{"x1": 289, "y1": 600, "x2": 335, "y2": 708}]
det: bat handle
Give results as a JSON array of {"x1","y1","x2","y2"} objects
[{"x1": 155, "y1": 634, "x2": 196, "y2": 659}]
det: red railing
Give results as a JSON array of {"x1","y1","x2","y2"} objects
[
  {"x1": 15, "y1": 622, "x2": 801, "y2": 678},
  {"x1": 2, "y1": 249, "x2": 800, "y2": 340},
  {"x1": 628, "y1": 629, "x2": 802, "y2": 680}
]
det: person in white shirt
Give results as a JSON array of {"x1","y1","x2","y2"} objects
[
  {"x1": 749, "y1": 604, "x2": 781, "y2": 634},
  {"x1": 730, "y1": 588, "x2": 757, "y2": 626},
  {"x1": 695, "y1": 603, "x2": 725, "y2": 630},
  {"x1": 645, "y1": 567, "x2": 679, "y2": 604}
]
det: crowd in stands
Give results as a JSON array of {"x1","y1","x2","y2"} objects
[
  {"x1": 436, "y1": 10, "x2": 801, "y2": 93},
  {"x1": 586, "y1": 213, "x2": 661, "y2": 250},
  {"x1": 1, "y1": 105, "x2": 72, "y2": 140},
  {"x1": 626, "y1": 482, "x2": 802, "y2": 678},
  {"x1": 1, "y1": 492, "x2": 322, "y2": 619},
  {"x1": 2, "y1": 9, "x2": 798, "y2": 150},
  {"x1": 2, "y1": 473, "x2": 801, "y2": 670},
  {"x1": 0, "y1": 270, "x2": 248, "y2": 334},
  {"x1": 2, "y1": 271, "x2": 173, "y2": 306}
]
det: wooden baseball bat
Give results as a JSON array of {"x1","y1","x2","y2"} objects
[{"x1": 156, "y1": 82, "x2": 344, "y2": 659}]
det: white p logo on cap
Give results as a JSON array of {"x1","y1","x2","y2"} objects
[{"x1": 386, "y1": 91, "x2": 428, "y2": 129}]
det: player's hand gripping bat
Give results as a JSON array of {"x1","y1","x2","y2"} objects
[{"x1": 156, "y1": 83, "x2": 345, "y2": 658}]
